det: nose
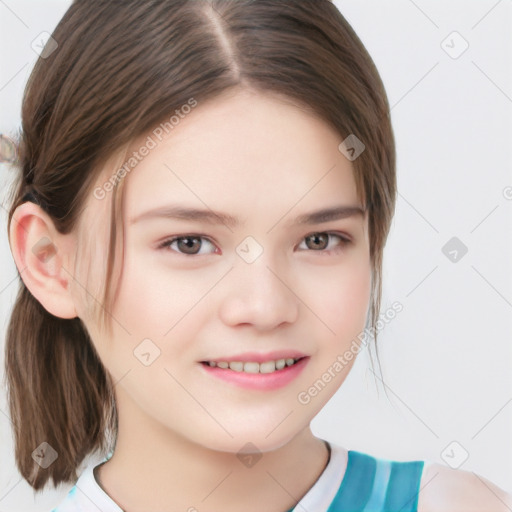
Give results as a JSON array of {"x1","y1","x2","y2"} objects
[{"x1": 218, "y1": 254, "x2": 299, "y2": 331}]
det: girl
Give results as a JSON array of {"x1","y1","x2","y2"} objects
[{"x1": 4, "y1": 1, "x2": 511, "y2": 511}]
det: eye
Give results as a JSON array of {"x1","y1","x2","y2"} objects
[
  {"x1": 157, "y1": 231, "x2": 351, "y2": 257},
  {"x1": 298, "y1": 232, "x2": 351, "y2": 252},
  {"x1": 157, "y1": 235, "x2": 217, "y2": 256}
]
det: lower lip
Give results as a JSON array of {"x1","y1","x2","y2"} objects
[{"x1": 199, "y1": 357, "x2": 309, "y2": 391}]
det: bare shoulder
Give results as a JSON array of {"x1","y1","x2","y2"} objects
[{"x1": 417, "y1": 461, "x2": 512, "y2": 512}]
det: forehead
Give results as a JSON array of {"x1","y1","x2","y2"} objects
[{"x1": 94, "y1": 89, "x2": 364, "y2": 230}]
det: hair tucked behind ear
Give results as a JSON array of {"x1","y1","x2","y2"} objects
[
  {"x1": 4, "y1": 284, "x2": 117, "y2": 490},
  {"x1": 4, "y1": 0, "x2": 395, "y2": 491}
]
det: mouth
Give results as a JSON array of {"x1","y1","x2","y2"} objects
[
  {"x1": 198, "y1": 355, "x2": 309, "y2": 391},
  {"x1": 200, "y1": 356, "x2": 307, "y2": 375}
]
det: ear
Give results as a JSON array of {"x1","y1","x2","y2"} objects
[{"x1": 9, "y1": 201, "x2": 78, "y2": 319}]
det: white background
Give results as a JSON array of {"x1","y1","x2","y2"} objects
[{"x1": 0, "y1": 1, "x2": 511, "y2": 510}]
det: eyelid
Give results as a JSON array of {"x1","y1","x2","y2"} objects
[
  {"x1": 307, "y1": 231, "x2": 353, "y2": 243},
  {"x1": 156, "y1": 234, "x2": 217, "y2": 254},
  {"x1": 156, "y1": 231, "x2": 352, "y2": 256},
  {"x1": 297, "y1": 231, "x2": 352, "y2": 251}
]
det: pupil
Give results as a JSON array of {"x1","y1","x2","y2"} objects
[
  {"x1": 308, "y1": 233, "x2": 327, "y2": 250},
  {"x1": 179, "y1": 237, "x2": 200, "y2": 254}
]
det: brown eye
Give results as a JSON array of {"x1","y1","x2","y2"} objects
[
  {"x1": 305, "y1": 233, "x2": 329, "y2": 250},
  {"x1": 158, "y1": 235, "x2": 216, "y2": 255},
  {"x1": 176, "y1": 237, "x2": 202, "y2": 254},
  {"x1": 300, "y1": 232, "x2": 351, "y2": 252}
]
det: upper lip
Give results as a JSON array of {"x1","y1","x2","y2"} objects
[{"x1": 200, "y1": 351, "x2": 308, "y2": 363}]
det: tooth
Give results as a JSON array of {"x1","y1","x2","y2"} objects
[
  {"x1": 212, "y1": 358, "x2": 301, "y2": 372},
  {"x1": 259, "y1": 360, "x2": 276, "y2": 373},
  {"x1": 229, "y1": 361, "x2": 244, "y2": 372},
  {"x1": 275, "y1": 359, "x2": 286, "y2": 370},
  {"x1": 243, "y1": 362, "x2": 260, "y2": 373}
]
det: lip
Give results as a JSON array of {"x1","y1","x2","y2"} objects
[
  {"x1": 199, "y1": 350, "x2": 307, "y2": 364},
  {"x1": 198, "y1": 355, "x2": 310, "y2": 391}
]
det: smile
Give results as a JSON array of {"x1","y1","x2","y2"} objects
[
  {"x1": 199, "y1": 356, "x2": 309, "y2": 391},
  {"x1": 201, "y1": 357, "x2": 304, "y2": 374}
]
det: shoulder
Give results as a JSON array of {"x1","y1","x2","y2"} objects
[{"x1": 417, "y1": 461, "x2": 512, "y2": 512}]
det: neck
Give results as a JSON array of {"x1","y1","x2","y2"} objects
[{"x1": 95, "y1": 391, "x2": 330, "y2": 512}]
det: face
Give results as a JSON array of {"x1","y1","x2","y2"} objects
[{"x1": 72, "y1": 88, "x2": 371, "y2": 453}]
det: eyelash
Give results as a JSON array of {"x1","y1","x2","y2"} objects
[{"x1": 156, "y1": 232, "x2": 352, "y2": 256}]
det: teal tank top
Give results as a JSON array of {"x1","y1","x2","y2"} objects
[{"x1": 287, "y1": 449, "x2": 424, "y2": 512}]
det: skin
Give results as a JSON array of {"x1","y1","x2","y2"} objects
[{"x1": 9, "y1": 87, "x2": 512, "y2": 511}]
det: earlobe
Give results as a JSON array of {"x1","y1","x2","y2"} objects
[{"x1": 9, "y1": 201, "x2": 78, "y2": 319}]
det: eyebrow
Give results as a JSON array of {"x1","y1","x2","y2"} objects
[{"x1": 129, "y1": 204, "x2": 366, "y2": 229}]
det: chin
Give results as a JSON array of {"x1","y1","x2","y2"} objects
[{"x1": 194, "y1": 425, "x2": 305, "y2": 456}]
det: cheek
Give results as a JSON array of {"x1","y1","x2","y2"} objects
[
  {"x1": 115, "y1": 249, "x2": 173, "y2": 327},
  {"x1": 111, "y1": 251, "x2": 211, "y2": 353},
  {"x1": 309, "y1": 257, "x2": 372, "y2": 339}
]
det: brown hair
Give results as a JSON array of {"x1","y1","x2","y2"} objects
[{"x1": 4, "y1": 0, "x2": 395, "y2": 491}]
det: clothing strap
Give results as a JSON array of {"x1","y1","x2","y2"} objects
[{"x1": 327, "y1": 450, "x2": 424, "y2": 512}]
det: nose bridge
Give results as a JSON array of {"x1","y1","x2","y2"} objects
[
  {"x1": 238, "y1": 255, "x2": 283, "y2": 296},
  {"x1": 218, "y1": 237, "x2": 299, "y2": 328},
  {"x1": 236, "y1": 240, "x2": 288, "y2": 299}
]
